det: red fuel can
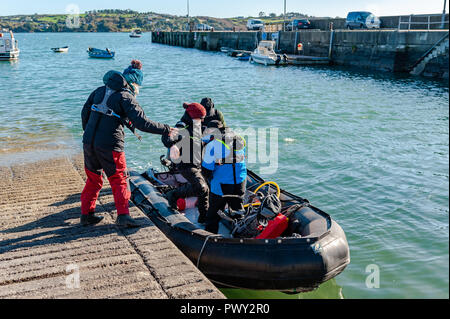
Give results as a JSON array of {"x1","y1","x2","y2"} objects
[
  {"x1": 256, "y1": 214, "x2": 288, "y2": 239},
  {"x1": 176, "y1": 197, "x2": 198, "y2": 211}
]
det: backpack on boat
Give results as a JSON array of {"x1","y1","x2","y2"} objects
[{"x1": 231, "y1": 192, "x2": 282, "y2": 238}]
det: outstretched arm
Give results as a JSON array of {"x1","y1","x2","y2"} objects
[
  {"x1": 121, "y1": 94, "x2": 170, "y2": 135},
  {"x1": 161, "y1": 126, "x2": 183, "y2": 148}
]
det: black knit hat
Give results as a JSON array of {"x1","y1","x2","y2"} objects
[{"x1": 200, "y1": 97, "x2": 214, "y2": 111}]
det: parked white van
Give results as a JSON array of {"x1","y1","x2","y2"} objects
[{"x1": 247, "y1": 19, "x2": 264, "y2": 31}]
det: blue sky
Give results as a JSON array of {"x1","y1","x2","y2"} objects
[{"x1": 1, "y1": 0, "x2": 448, "y2": 17}]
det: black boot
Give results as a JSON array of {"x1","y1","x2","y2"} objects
[
  {"x1": 80, "y1": 212, "x2": 104, "y2": 226},
  {"x1": 197, "y1": 211, "x2": 207, "y2": 224},
  {"x1": 116, "y1": 214, "x2": 141, "y2": 228},
  {"x1": 197, "y1": 193, "x2": 209, "y2": 224},
  {"x1": 197, "y1": 215, "x2": 206, "y2": 224},
  {"x1": 165, "y1": 189, "x2": 179, "y2": 210}
]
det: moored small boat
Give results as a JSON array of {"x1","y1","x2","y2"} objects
[
  {"x1": 0, "y1": 29, "x2": 19, "y2": 61},
  {"x1": 51, "y1": 46, "x2": 69, "y2": 53},
  {"x1": 250, "y1": 40, "x2": 287, "y2": 66},
  {"x1": 129, "y1": 31, "x2": 141, "y2": 38},
  {"x1": 129, "y1": 162, "x2": 350, "y2": 292},
  {"x1": 227, "y1": 49, "x2": 252, "y2": 57},
  {"x1": 87, "y1": 47, "x2": 115, "y2": 59},
  {"x1": 236, "y1": 52, "x2": 251, "y2": 61}
]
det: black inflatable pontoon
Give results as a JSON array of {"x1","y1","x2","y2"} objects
[{"x1": 129, "y1": 168, "x2": 350, "y2": 292}]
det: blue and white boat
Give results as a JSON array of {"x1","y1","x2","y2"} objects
[
  {"x1": 236, "y1": 53, "x2": 251, "y2": 61},
  {"x1": 87, "y1": 47, "x2": 115, "y2": 59}
]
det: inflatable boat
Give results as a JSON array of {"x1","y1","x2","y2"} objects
[{"x1": 129, "y1": 165, "x2": 350, "y2": 293}]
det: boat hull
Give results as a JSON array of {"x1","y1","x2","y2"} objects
[
  {"x1": 251, "y1": 54, "x2": 277, "y2": 65},
  {"x1": 0, "y1": 50, "x2": 19, "y2": 60},
  {"x1": 88, "y1": 52, "x2": 115, "y2": 59},
  {"x1": 129, "y1": 170, "x2": 350, "y2": 292},
  {"x1": 52, "y1": 47, "x2": 69, "y2": 53},
  {"x1": 237, "y1": 55, "x2": 250, "y2": 61}
]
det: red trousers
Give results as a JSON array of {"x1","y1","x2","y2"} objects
[{"x1": 81, "y1": 144, "x2": 130, "y2": 216}]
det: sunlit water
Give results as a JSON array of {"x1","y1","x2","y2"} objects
[{"x1": 0, "y1": 33, "x2": 448, "y2": 299}]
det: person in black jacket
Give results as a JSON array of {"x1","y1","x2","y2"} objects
[
  {"x1": 199, "y1": 97, "x2": 226, "y2": 130},
  {"x1": 162, "y1": 102, "x2": 210, "y2": 223},
  {"x1": 80, "y1": 60, "x2": 175, "y2": 227},
  {"x1": 177, "y1": 97, "x2": 226, "y2": 133}
]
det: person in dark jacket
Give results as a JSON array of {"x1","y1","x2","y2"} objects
[
  {"x1": 199, "y1": 97, "x2": 226, "y2": 130},
  {"x1": 81, "y1": 60, "x2": 174, "y2": 227},
  {"x1": 201, "y1": 121, "x2": 247, "y2": 234},
  {"x1": 162, "y1": 102, "x2": 210, "y2": 223},
  {"x1": 178, "y1": 97, "x2": 226, "y2": 132}
]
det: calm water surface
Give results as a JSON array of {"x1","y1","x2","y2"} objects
[{"x1": 0, "y1": 33, "x2": 448, "y2": 299}]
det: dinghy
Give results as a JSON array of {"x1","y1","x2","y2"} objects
[
  {"x1": 51, "y1": 46, "x2": 69, "y2": 53},
  {"x1": 236, "y1": 52, "x2": 251, "y2": 61},
  {"x1": 129, "y1": 161, "x2": 350, "y2": 293},
  {"x1": 87, "y1": 47, "x2": 115, "y2": 59}
]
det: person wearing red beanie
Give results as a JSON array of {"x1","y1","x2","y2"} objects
[
  {"x1": 184, "y1": 102, "x2": 207, "y2": 120},
  {"x1": 162, "y1": 102, "x2": 210, "y2": 223}
]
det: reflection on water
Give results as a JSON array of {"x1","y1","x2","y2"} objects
[{"x1": 221, "y1": 279, "x2": 344, "y2": 299}]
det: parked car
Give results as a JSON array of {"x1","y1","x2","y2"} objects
[
  {"x1": 196, "y1": 23, "x2": 213, "y2": 31},
  {"x1": 346, "y1": 11, "x2": 381, "y2": 29},
  {"x1": 286, "y1": 19, "x2": 312, "y2": 31},
  {"x1": 247, "y1": 19, "x2": 264, "y2": 31}
]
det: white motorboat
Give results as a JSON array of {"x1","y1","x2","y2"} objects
[
  {"x1": 0, "y1": 29, "x2": 20, "y2": 61},
  {"x1": 129, "y1": 31, "x2": 141, "y2": 38},
  {"x1": 250, "y1": 40, "x2": 286, "y2": 66}
]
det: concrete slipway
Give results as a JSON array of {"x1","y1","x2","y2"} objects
[{"x1": 0, "y1": 154, "x2": 224, "y2": 299}]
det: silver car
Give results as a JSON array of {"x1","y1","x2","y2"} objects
[{"x1": 346, "y1": 11, "x2": 381, "y2": 29}]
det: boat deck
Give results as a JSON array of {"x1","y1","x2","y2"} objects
[{"x1": 0, "y1": 154, "x2": 224, "y2": 299}]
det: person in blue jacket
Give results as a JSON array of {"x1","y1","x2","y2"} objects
[{"x1": 201, "y1": 120, "x2": 247, "y2": 234}]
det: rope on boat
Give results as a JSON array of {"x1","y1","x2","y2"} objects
[{"x1": 197, "y1": 234, "x2": 220, "y2": 269}]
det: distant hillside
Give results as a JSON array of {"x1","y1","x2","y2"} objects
[{"x1": 0, "y1": 9, "x2": 314, "y2": 32}]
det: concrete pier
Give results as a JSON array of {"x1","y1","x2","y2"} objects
[
  {"x1": 152, "y1": 30, "x2": 449, "y2": 79},
  {"x1": 0, "y1": 154, "x2": 224, "y2": 299}
]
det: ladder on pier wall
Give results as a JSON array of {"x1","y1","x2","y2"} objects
[{"x1": 410, "y1": 32, "x2": 449, "y2": 76}]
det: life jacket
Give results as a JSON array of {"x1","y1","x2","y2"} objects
[
  {"x1": 90, "y1": 86, "x2": 142, "y2": 140},
  {"x1": 216, "y1": 135, "x2": 245, "y2": 164},
  {"x1": 215, "y1": 133, "x2": 246, "y2": 185}
]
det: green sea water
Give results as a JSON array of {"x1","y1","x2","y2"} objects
[{"x1": 0, "y1": 32, "x2": 448, "y2": 299}]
